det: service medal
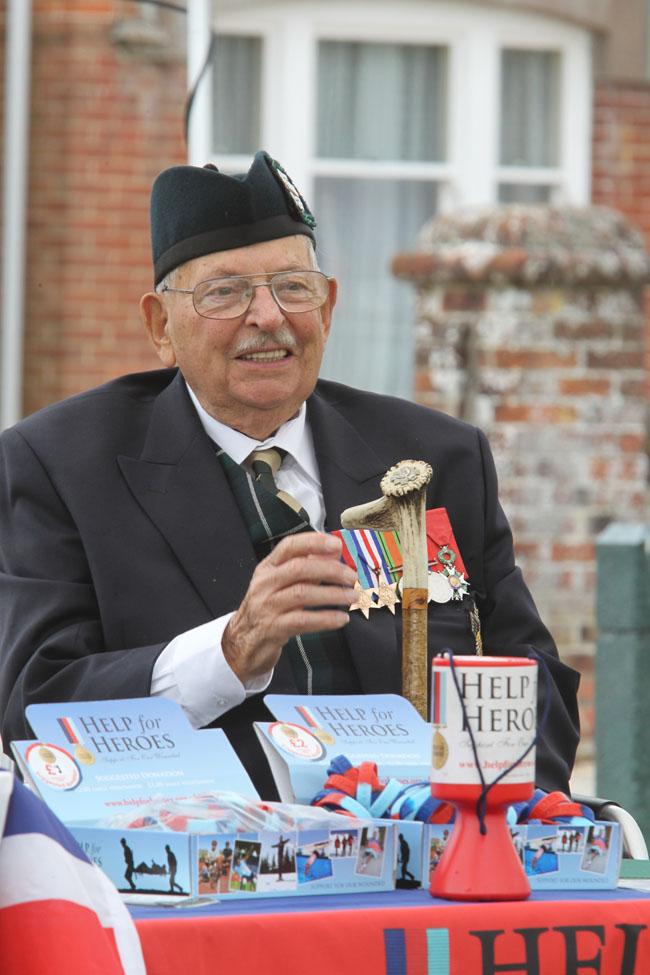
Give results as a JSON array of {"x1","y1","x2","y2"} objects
[
  {"x1": 432, "y1": 730, "x2": 449, "y2": 770},
  {"x1": 444, "y1": 565, "x2": 470, "y2": 601},
  {"x1": 349, "y1": 580, "x2": 377, "y2": 619},
  {"x1": 376, "y1": 580, "x2": 399, "y2": 614},
  {"x1": 294, "y1": 704, "x2": 336, "y2": 745},
  {"x1": 428, "y1": 572, "x2": 453, "y2": 604},
  {"x1": 313, "y1": 728, "x2": 336, "y2": 746},
  {"x1": 75, "y1": 744, "x2": 95, "y2": 766}
]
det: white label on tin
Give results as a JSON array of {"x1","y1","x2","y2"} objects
[{"x1": 431, "y1": 663, "x2": 537, "y2": 786}]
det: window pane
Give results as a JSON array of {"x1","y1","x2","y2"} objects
[
  {"x1": 500, "y1": 49, "x2": 560, "y2": 167},
  {"x1": 498, "y1": 183, "x2": 552, "y2": 203},
  {"x1": 317, "y1": 41, "x2": 447, "y2": 161},
  {"x1": 314, "y1": 178, "x2": 438, "y2": 398},
  {"x1": 211, "y1": 36, "x2": 261, "y2": 155}
]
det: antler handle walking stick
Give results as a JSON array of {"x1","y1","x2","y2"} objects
[{"x1": 341, "y1": 460, "x2": 433, "y2": 719}]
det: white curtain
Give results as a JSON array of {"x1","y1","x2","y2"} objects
[
  {"x1": 315, "y1": 41, "x2": 446, "y2": 398},
  {"x1": 316, "y1": 178, "x2": 437, "y2": 398},
  {"x1": 500, "y1": 49, "x2": 560, "y2": 167},
  {"x1": 211, "y1": 36, "x2": 262, "y2": 155},
  {"x1": 318, "y1": 41, "x2": 446, "y2": 162}
]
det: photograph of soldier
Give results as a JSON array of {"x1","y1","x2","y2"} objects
[
  {"x1": 355, "y1": 826, "x2": 387, "y2": 878},
  {"x1": 396, "y1": 832, "x2": 418, "y2": 889},
  {"x1": 198, "y1": 839, "x2": 219, "y2": 891},
  {"x1": 230, "y1": 840, "x2": 261, "y2": 892},
  {"x1": 115, "y1": 833, "x2": 190, "y2": 895},
  {"x1": 198, "y1": 837, "x2": 235, "y2": 894},
  {"x1": 329, "y1": 828, "x2": 356, "y2": 858},
  {"x1": 297, "y1": 832, "x2": 332, "y2": 884},
  {"x1": 258, "y1": 831, "x2": 297, "y2": 892},
  {"x1": 509, "y1": 828, "x2": 524, "y2": 864},
  {"x1": 429, "y1": 827, "x2": 451, "y2": 877},
  {"x1": 582, "y1": 825, "x2": 612, "y2": 874},
  {"x1": 120, "y1": 837, "x2": 137, "y2": 892},
  {"x1": 570, "y1": 828, "x2": 585, "y2": 854},
  {"x1": 165, "y1": 844, "x2": 184, "y2": 894},
  {"x1": 524, "y1": 830, "x2": 559, "y2": 875}
]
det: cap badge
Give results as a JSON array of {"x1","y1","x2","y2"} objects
[{"x1": 269, "y1": 157, "x2": 317, "y2": 229}]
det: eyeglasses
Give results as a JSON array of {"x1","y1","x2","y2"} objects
[{"x1": 160, "y1": 270, "x2": 331, "y2": 320}]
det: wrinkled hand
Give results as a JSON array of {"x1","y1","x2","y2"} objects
[{"x1": 222, "y1": 533, "x2": 357, "y2": 683}]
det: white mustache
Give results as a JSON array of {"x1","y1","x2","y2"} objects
[{"x1": 232, "y1": 327, "x2": 298, "y2": 357}]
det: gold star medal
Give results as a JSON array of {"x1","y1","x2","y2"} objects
[
  {"x1": 349, "y1": 580, "x2": 377, "y2": 619},
  {"x1": 376, "y1": 580, "x2": 399, "y2": 614}
]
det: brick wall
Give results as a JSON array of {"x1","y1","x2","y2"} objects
[
  {"x1": 593, "y1": 79, "x2": 650, "y2": 389},
  {"x1": 22, "y1": 0, "x2": 187, "y2": 416},
  {"x1": 394, "y1": 207, "x2": 650, "y2": 763},
  {"x1": 0, "y1": 3, "x2": 5, "y2": 261}
]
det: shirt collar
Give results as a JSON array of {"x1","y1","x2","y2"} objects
[{"x1": 185, "y1": 383, "x2": 321, "y2": 484}]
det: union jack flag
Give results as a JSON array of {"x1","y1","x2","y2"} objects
[{"x1": 0, "y1": 771, "x2": 145, "y2": 974}]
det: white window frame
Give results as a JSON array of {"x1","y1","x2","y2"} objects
[{"x1": 187, "y1": 0, "x2": 592, "y2": 209}]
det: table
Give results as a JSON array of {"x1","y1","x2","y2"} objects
[{"x1": 131, "y1": 886, "x2": 650, "y2": 974}]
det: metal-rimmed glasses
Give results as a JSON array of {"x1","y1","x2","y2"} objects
[{"x1": 160, "y1": 270, "x2": 331, "y2": 320}]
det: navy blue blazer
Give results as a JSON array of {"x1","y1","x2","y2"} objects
[{"x1": 0, "y1": 369, "x2": 580, "y2": 797}]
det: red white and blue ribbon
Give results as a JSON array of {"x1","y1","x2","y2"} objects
[
  {"x1": 56, "y1": 716, "x2": 84, "y2": 746},
  {"x1": 311, "y1": 756, "x2": 595, "y2": 827}
]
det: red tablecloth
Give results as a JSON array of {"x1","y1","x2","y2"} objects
[{"x1": 131, "y1": 887, "x2": 650, "y2": 974}]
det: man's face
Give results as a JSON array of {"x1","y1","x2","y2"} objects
[{"x1": 142, "y1": 235, "x2": 336, "y2": 439}]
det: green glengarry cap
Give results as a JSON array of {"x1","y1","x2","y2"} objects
[{"x1": 150, "y1": 150, "x2": 316, "y2": 286}]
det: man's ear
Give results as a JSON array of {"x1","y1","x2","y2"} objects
[
  {"x1": 320, "y1": 277, "x2": 338, "y2": 339},
  {"x1": 140, "y1": 292, "x2": 177, "y2": 367}
]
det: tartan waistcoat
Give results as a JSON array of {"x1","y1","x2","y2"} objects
[{"x1": 216, "y1": 448, "x2": 360, "y2": 695}]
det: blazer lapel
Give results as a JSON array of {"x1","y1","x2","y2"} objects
[
  {"x1": 117, "y1": 372, "x2": 257, "y2": 618},
  {"x1": 307, "y1": 388, "x2": 387, "y2": 531}
]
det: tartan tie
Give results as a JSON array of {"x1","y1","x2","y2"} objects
[
  {"x1": 218, "y1": 447, "x2": 359, "y2": 695},
  {"x1": 248, "y1": 447, "x2": 310, "y2": 523}
]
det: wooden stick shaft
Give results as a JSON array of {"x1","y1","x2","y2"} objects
[
  {"x1": 401, "y1": 589, "x2": 428, "y2": 720},
  {"x1": 399, "y1": 491, "x2": 429, "y2": 719}
]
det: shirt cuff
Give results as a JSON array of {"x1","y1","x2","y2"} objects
[{"x1": 150, "y1": 615, "x2": 273, "y2": 729}]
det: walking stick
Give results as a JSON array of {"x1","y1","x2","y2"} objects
[{"x1": 341, "y1": 460, "x2": 433, "y2": 719}]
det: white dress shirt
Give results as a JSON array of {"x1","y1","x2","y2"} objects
[{"x1": 150, "y1": 384, "x2": 325, "y2": 728}]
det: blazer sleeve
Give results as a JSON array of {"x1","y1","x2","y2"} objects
[
  {"x1": 0, "y1": 428, "x2": 164, "y2": 744},
  {"x1": 474, "y1": 428, "x2": 581, "y2": 795}
]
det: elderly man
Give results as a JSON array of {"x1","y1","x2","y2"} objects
[{"x1": 0, "y1": 152, "x2": 580, "y2": 799}]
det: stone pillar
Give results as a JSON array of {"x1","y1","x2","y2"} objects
[
  {"x1": 393, "y1": 206, "x2": 649, "y2": 762},
  {"x1": 596, "y1": 523, "x2": 650, "y2": 836}
]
